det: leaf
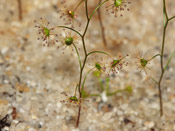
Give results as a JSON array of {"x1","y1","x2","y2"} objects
[
  {"x1": 93, "y1": 70, "x2": 101, "y2": 78},
  {"x1": 124, "y1": 86, "x2": 133, "y2": 93},
  {"x1": 81, "y1": 89, "x2": 89, "y2": 98},
  {"x1": 164, "y1": 50, "x2": 175, "y2": 70}
]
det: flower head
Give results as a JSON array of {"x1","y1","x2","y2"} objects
[
  {"x1": 107, "y1": 54, "x2": 128, "y2": 75},
  {"x1": 135, "y1": 52, "x2": 151, "y2": 74},
  {"x1": 60, "y1": 91, "x2": 80, "y2": 108},
  {"x1": 57, "y1": 29, "x2": 79, "y2": 54},
  {"x1": 106, "y1": 0, "x2": 131, "y2": 17},
  {"x1": 57, "y1": 1, "x2": 81, "y2": 28},
  {"x1": 34, "y1": 18, "x2": 58, "y2": 47},
  {"x1": 60, "y1": 91, "x2": 88, "y2": 109}
]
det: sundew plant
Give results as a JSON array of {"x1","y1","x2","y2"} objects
[
  {"x1": 35, "y1": 0, "x2": 130, "y2": 127},
  {"x1": 135, "y1": 0, "x2": 175, "y2": 117},
  {"x1": 34, "y1": 0, "x2": 175, "y2": 128}
]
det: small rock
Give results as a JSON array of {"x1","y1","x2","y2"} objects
[{"x1": 144, "y1": 121, "x2": 155, "y2": 128}]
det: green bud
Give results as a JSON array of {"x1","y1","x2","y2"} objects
[
  {"x1": 95, "y1": 63, "x2": 101, "y2": 70},
  {"x1": 93, "y1": 70, "x2": 101, "y2": 78},
  {"x1": 69, "y1": 96, "x2": 78, "y2": 101},
  {"x1": 114, "y1": 0, "x2": 122, "y2": 7},
  {"x1": 44, "y1": 28, "x2": 50, "y2": 37},
  {"x1": 65, "y1": 37, "x2": 73, "y2": 46},
  {"x1": 112, "y1": 59, "x2": 120, "y2": 67},
  {"x1": 140, "y1": 59, "x2": 148, "y2": 67}
]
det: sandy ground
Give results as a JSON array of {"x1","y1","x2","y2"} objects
[{"x1": 0, "y1": 0, "x2": 175, "y2": 131}]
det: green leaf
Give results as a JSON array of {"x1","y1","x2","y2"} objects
[
  {"x1": 124, "y1": 86, "x2": 133, "y2": 93},
  {"x1": 164, "y1": 50, "x2": 175, "y2": 70},
  {"x1": 81, "y1": 89, "x2": 89, "y2": 98},
  {"x1": 105, "y1": 77, "x2": 110, "y2": 94},
  {"x1": 93, "y1": 70, "x2": 101, "y2": 78},
  {"x1": 99, "y1": 78, "x2": 104, "y2": 91}
]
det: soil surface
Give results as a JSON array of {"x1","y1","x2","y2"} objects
[{"x1": 0, "y1": 0, "x2": 175, "y2": 131}]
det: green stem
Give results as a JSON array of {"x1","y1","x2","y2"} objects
[
  {"x1": 168, "y1": 15, "x2": 175, "y2": 21},
  {"x1": 85, "y1": 0, "x2": 89, "y2": 20},
  {"x1": 76, "y1": 0, "x2": 89, "y2": 127},
  {"x1": 163, "y1": 0, "x2": 168, "y2": 20},
  {"x1": 89, "y1": 0, "x2": 109, "y2": 20},
  {"x1": 148, "y1": 54, "x2": 161, "y2": 61},
  {"x1": 73, "y1": 44, "x2": 82, "y2": 68},
  {"x1": 107, "y1": 89, "x2": 123, "y2": 96},
  {"x1": 81, "y1": 67, "x2": 95, "y2": 91},
  {"x1": 90, "y1": 93, "x2": 101, "y2": 97},
  {"x1": 74, "y1": 85, "x2": 78, "y2": 96},
  {"x1": 105, "y1": 77, "x2": 110, "y2": 95},
  {"x1": 99, "y1": 78, "x2": 105, "y2": 91},
  {"x1": 57, "y1": 26, "x2": 82, "y2": 37},
  {"x1": 150, "y1": 76, "x2": 158, "y2": 84},
  {"x1": 98, "y1": 0, "x2": 107, "y2": 47},
  {"x1": 74, "y1": 0, "x2": 85, "y2": 12},
  {"x1": 157, "y1": 0, "x2": 169, "y2": 116},
  {"x1": 87, "y1": 50, "x2": 111, "y2": 57},
  {"x1": 76, "y1": 0, "x2": 109, "y2": 127},
  {"x1": 164, "y1": 50, "x2": 175, "y2": 70}
]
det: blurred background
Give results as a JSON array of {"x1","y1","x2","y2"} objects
[{"x1": 0, "y1": 0, "x2": 175, "y2": 130}]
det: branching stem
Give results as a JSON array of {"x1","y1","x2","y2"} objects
[
  {"x1": 76, "y1": 0, "x2": 108, "y2": 127},
  {"x1": 157, "y1": 0, "x2": 175, "y2": 116}
]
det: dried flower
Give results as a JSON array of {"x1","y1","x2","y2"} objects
[
  {"x1": 34, "y1": 18, "x2": 59, "y2": 47},
  {"x1": 106, "y1": 0, "x2": 131, "y2": 17}
]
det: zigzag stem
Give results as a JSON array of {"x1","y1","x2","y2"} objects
[
  {"x1": 76, "y1": 0, "x2": 109, "y2": 127},
  {"x1": 157, "y1": 0, "x2": 175, "y2": 116}
]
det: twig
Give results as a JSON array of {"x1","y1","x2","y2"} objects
[
  {"x1": 97, "y1": 0, "x2": 107, "y2": 47},
  {"x1": 157, "y1": 0, "x2": 175, "y2": 116},
  {"x1": 17, "y1": 0, "x2": 23, "y2": 21}
]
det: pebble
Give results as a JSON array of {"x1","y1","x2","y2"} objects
[
  {"x1": 13, "y1": 120, "x2": 19, "y2": 124},
  {"x1": 3, "y1": 127, "x2": 9, "y2": 131},
  {"x1": 144, "y1": 121, "x2": 155, "y2": 128},
  {"x1": 101, "y1": 91, "x2": 108, "y2": 102},
  {"x1": 117, "y1": 110, "x2": 123, "y2": 116},
  {"x1": 119, "y1": 117, "x2": 123, "y2": 121}
]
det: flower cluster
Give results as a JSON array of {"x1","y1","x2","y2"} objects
[
  {"x1": 89, "y1": 55, "x2": 128, "y2": 77},
  {"x1": 34, "y1": 19, "x2": 79, "y2": 53},
  {"x1": 106, "y1": 0, "x2": 131, "y2": 17}
]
